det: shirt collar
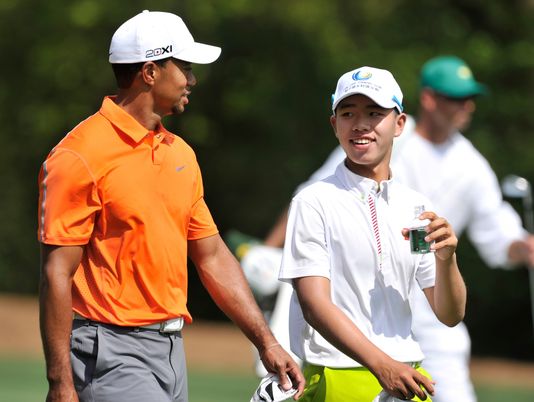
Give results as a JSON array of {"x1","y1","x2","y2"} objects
[
  {"x1": 99, "y1": 96, "x2": 169, "y2": 143},
  {"x1": 335, "y1": 162, "x2": 393, "y2": 204}
]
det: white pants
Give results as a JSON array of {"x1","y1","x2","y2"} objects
[
  {"x1": 411, "y1": 288, "x2": 477, "y2": 402},
  {"x1": 421, "y1": 345, "x2": 476, "y2": 402}
]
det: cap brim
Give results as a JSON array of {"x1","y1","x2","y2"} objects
[
  {"x1": 174, "y1": 42, "x2": 221, "y2": 64},
  {"x1": 431, "y1": 81, "x2": 488, "y2": 98},
  {"x1": 469, "y1": 82, "x2": 488, "y2": 97},
  {"x1": 333, "y1": 91, "x2": 401, "y2": 113}
]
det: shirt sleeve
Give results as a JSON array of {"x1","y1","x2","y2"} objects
[
  {"x1": 38, "y1": 148, "x2": 101, "y2": 245},
  {"x1": 466, "y1": 160, "x2": 527, "y2": 268},
  {"x1": 187, "y1": 163, "x2": 218, "y2": 240},
  {"x1": 279, "y1": 197, "x2": 331, "y2": 281},
  {"x1": 415, "y1": 253, "x2": 436, "y2": 290}
]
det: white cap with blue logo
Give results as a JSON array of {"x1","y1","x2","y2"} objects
[{"x1": 331, "y1": 66, "x2": 403, "y2": 114}]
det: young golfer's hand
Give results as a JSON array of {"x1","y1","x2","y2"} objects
[
  {"x1": 260, "y1": 343, "x2": 305, "y2": 399},
  {"x1": 421, "y1": 211, "x2": 458, "y2": 261},
  {"x1": 373, "y1": 358, "x2": 435, "y2": 401},
  {"x1": 402, "y1": 211, "x2": 458, "y2": 261}
]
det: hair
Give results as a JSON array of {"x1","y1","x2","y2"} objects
[{"x1": 111, "y1": 57, "x2": 172, "y2": 89}]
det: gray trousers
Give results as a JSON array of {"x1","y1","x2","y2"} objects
[{"x1": 71, "y1": 319, "x2": 188, "y2": 402}]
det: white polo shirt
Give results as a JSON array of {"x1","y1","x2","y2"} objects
[{"x1": 279, "y1": 163, "x2": 436, "y2": 368}]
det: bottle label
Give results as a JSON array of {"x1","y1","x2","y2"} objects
[{"x1": 409, "y1": 228, "x2": 432, "y2": 254}]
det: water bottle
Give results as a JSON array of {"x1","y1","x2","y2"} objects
[{"x1": 409, "y1": 205, "x2": 433, "y2": 254}]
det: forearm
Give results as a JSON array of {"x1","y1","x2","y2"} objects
[
  {"x1": 193, "y1": 239, "x2": 277, "y2": 350},
  {"x1": 433, "y1": 253, "x2": 466, "y2": 326},
  {"x1": 39, "y1": 244, "x2": 83, "y2": 392},
  {"x1": 301, "y1": 297, "x2": 392, "y2": 374},
  {"x1": 39, "y1": 270, "x2": 75, "y2": 386},
  {"x1": 263, "y1": 207, "x2": 289, "y2": 248}
]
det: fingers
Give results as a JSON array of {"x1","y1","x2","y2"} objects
[
  {"x1": 419, "y1": 213, "x2": 458, "y2": 251},
  {"x1": 395, "y1": 381, "x2": 432, "y2": 401},
  {"x1": 409, "y1": 372, "x2": 435, "y2": 400},
  {"x1": 384, "y1": 365, "x2": 435, "y2": 401},
  {"x1": 262, "y1": 346, "x2": 305, "y2": 399},
  {"x1": 288, "y1": 365, "x2": 305, "y2": 399},
  {"x1": 276, "y1": 372, "x2": 291, "y2": 391},
  {"x1": 419, "y1": 377, "x2": 435, "y2": 397}
]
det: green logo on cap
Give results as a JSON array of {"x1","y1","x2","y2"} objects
[{"x1": 457, "y1": 66, "x2": 473, "y2": 80}]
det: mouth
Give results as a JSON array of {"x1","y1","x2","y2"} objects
[
  {"x1": 181, "y1": 91, "x2": 190, "y2": 104},
  {"x1": 349, "y1": 138, "x2": 374, "y2": 145}
]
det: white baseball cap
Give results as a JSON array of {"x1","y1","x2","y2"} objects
[
  {"x1": 109, "y1": 10, "x2": 221, "y2": 64},
  {"x1": 331, "y1": 66, "x2": 403, "y2": 113}
]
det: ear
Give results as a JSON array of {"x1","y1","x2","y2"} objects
[
  {"x1": 329, "y1": 114, "x2": 338, "y2": 138},
  {"x1": 420, "y1": 88, "x2": 437, "y2": 111},
  {"x1": 140, "y1": 62, "x2": 158, "y2": 86},
  {"x1": 394, "y1": 113, "x2": 406, "y2": 138}
]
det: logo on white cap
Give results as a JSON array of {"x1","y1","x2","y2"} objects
[
  {"x1": 331, "y1": 66, "x2": 403, "y2": 114},
  {"x1": 109, "y1": 10, "x2": 221, "y2": 64}
]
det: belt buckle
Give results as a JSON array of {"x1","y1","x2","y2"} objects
[{"x1": 159, "y1": 317, "x2": 184, "y2": 333}]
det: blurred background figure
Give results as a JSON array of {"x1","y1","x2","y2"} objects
[{"x1": 229, "y1": 55, "x2": 534, "y2": 402}]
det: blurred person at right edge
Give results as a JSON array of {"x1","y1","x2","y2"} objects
[{"x1": 237, "y1": 55, "x2": 534, "y2": 402}]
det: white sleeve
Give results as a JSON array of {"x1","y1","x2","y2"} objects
[
  {"x1": 294, "y1": 146, "x2": 345, "y2": 194},
  {"x1": 466, "y1": 160, "x2": 527, "y2": 268},
  {"x1": 415, "y1": 253, "x2": 436, "y2": 290},
  {"x1": 279, "y1": 197, "x2": 331, "y2": 281}
]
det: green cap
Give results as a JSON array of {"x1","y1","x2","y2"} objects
[{"x1": 420, "y1": 56, "x2": 487, "y2": 98}]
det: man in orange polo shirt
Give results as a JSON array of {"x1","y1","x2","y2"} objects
[{"x1": 38, "y1": 10, "x2": 304, "y2": 402}]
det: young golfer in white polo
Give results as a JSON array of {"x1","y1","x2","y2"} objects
[{"x1": 279, "y1": 66, "x2": 467, "y2": 401}]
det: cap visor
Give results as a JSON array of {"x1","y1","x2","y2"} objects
[
  {"x1": 174, "y1": 42, "x2": 221, "y2": 64},
  {"x1": 473, "y1": 82, "x2": 488, "y2": 96},
  {"x1": 333, "y1": 92, "x2": 398, "y2": 112}
]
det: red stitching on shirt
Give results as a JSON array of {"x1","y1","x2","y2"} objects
[{"x1": 368, "y1": 194, "x2": 382, "y2": 269}]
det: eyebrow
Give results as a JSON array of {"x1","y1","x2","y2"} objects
[{"x1": 174, "y1": 59, "x2": 192, "y2": 69}]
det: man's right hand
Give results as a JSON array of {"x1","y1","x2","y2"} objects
[
  {"x1": 372, "y1": 358, "x2": 434, "y2": 401},
  {"x1": 259, "y1": 343, "x2": 305, "y2": 400}
]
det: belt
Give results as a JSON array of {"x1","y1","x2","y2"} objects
[{"x1": 73, "y1": 312, "x2": 184, "y2": 333}]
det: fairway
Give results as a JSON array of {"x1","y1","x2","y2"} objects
[
  {"x1": 1, "y1": 357, "x2": 533, "y2": 402},
  {"x1": 1, "y1": 298, "x2": 532, "y2": 402}
]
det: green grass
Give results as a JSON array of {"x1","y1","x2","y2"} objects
[{"x1": 1, "y1": 357, "x2": 533, "y2": 402}]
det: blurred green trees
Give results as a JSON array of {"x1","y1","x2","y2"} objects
[{"x1": 0, "y1": 0, "x2": 532, "y2": 358}]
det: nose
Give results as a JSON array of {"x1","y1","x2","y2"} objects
[
  {"x1": 352, "y1": 115, "x2": 371, "y2": 132},
  {"x1": 187, "y1": 71, "x2": 197, "y2": 87}
]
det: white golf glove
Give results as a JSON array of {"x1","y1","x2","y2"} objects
[
  {"x1": 372, "y1": 390, "x2": 415, "y2": 401},
  {"x1": 250, "y1": 373, "x2": 297, "y2": 402}
]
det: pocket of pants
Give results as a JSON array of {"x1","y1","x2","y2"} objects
[{"x1": 70, "y1": 323, "x2": 99, "y2": 391}]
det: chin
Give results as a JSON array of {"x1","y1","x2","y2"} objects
[{"x1": 171, "y1": 105, "x2": 185, "y2": 115}]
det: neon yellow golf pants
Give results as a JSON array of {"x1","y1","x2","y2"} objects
[{"x1": 300, "y1": 362, "x2": 433, "y2": 402}]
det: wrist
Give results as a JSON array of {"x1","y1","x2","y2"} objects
[
  {"x1": 365, "y1": 353, "x2": 391, "y2": 377},
  {"x1": 259, "y1": 342, "x2": 280, "y2": 359}
]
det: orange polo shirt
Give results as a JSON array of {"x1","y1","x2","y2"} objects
[{"x1": 38, "y1": 97, "x2": 219, "y2": 326}]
